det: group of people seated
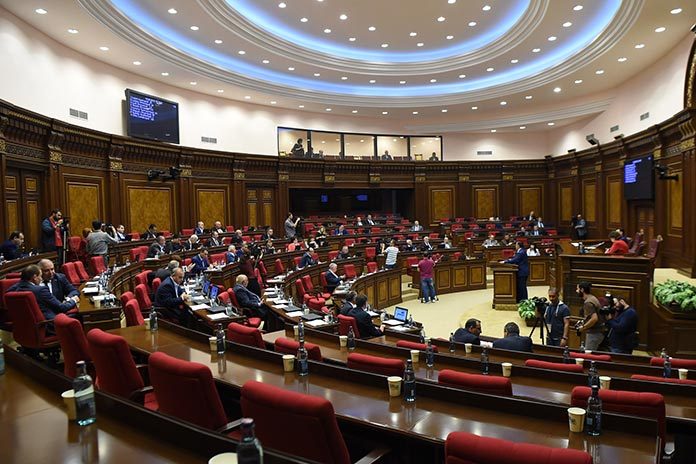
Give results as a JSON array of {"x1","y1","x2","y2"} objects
[{"x1": 453, "y1": 319, "x2": 534, "y2": 353}]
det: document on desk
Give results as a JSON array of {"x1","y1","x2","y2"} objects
[
  {"x1": 82, "y1": 287, "x2": 100, "y2": 295},
  {"x1": 274, "y1": 304, "x2": 289, "y2": 310},
  {"x1": 306, "y1": 320, "x2": 327, "y2": 327},
  {"x1": 383, "y1": 319, "x2": 404, "y2": 326},
  {"x1": 207, "y1": 313, "x2": 228, "y2": 321},
  {"x1": 367, "y1": 310, "x2": 379, "y2": 317},
  {"x1": 269, "y1": 298, "x2": 290, "y2": 305},
  {"x1": 189, "y1": 303, "x2": 210, "y2": 311},
  {"x1": 286, "y1": 311, "x2": 304, "y2": 318}
]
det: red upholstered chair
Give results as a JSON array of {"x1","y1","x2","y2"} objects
[
  {"x1": 54, "y1": 313, "x2": 91, "y2": 378},
  {"x1": 347, "y1": 353, "x2": 405, "y2": 377},
  {"x1": 151, "y1": 278, "x2": 162, "y2": 294},
  {"x1": 67, "y1": 236, "x2": 83, "y2": 261},
  {"x1": 119, "y1": 291, "x2": 135, "y2": 308},
  {"x1": 253, "y1": 234, "x2": 262, "y2": 242},
  {"x1": 445, "y1": 431, "x2": 592, "y2": 464},
  {"x1": 254, "y1": 268, "x2": 265, "y2": 290},
  {"x1": 134, "y1": 284, "x2": 152, "y2": 311},
  {"x1": 650, "y1": 357, "x2": 696, "y2": 370},
  {"x1": 371, "y1": 227, "x2": 381, "y2": 234},
  {"x1": 226, "y1": 225, "x2": 235, "y2": 232},
  {"x1": 217, "y1": 291, "x2": 230, "y2": 306},
  {"x1": 242, "y1": 235, "x2": 251, "y2": 243},
  {"x1": 226, "y1": 322, "x2": 265, "y2": 349},
  {"x1": 569, "y1": 352, "x2": 611, "y2": 362},
  {"x1": 274, "y1": 337, "x2": 323, "y2": 361},
  {"x1": 302, "y1": 274, "x2": 331, "y2": 300},
  {"x1": 274, "y1": 258, "x2": 285, "y2": 276},
  {"x1": 645, "y1": 239, "x2": 661, "y2": 260},
  {"x1": 452, "y1": 252, "x2": 462, "y2": 261},
  {"x1": 74, "y1": 261, "x2": 90, "y2": 282},
  {"x1": 257, "y1": 260, "x2": 268, "y2": 281},
  {"x1": 128, "y1": 248, "x2": 140, "y2": 263},
  {"x1": 343, "y1": 264, "x2": 357, "y2": 279},
  {"x1": 293, "y1": 256, "x2": 302, "y2": 268},
  {"x1": 396, "y1": 340, "x2": 439, "y2": 352},
  {"x1": 338, "y1": 314, "x2": 361, "y2": 338},
  {"x1": 161, "y1": 230, "x2": 171, "y2": 238},
  {"x1": 344, "y1": 238, "x2": 355, "y2": 247},
  {"x1": 438, "y1": 369, "x2": 512, "y2": 396},
  {"x1": 129, "y1": 232, "x2": 140, "y2": 240},
  {"x1": 365, "y1": 247, "x2": 376, "y2": 259},
  {"x1": 429, "y1": 233, "x2": 440, "y2": 239},
  {"x1": 134, "y1": 271, "x2": 152, "y2": 288},
  {"x1": 148, "y1": 351, "x2": 238, "y2": 432},
  {"x1": 86, "y1": 329, "x2": 157, "y2": 409},
  {"x1": 183, "y1": 258, "x2": 192, "y2": 267},
  {"x1": 240, "y1": 380, "x2": 353, "y2": 464},
  {"x1": 463, "y1": 231, "x2": 475, "y2": 239},
  {"x1": 546, "y1": 228, "x2": 557, "y2": 236},
  {"x1": 124, "y1": 299, "x2": 145, "y2": 327},
  {"x1": 5, "y1": 292, "x2": 59, "y2": 358},
  {"x1": 295, "y1": 279, "x2": 325, "y2": 311},
  {"x1": 319, "y1": 272, "x2": 330, "y2": 293},
  {"x1": 525, "y1": 359, "x2": 584, "y2": 372},
  {"x1": 210, "y1": 253, "x2": 226, "y2": 264},
  {"x1": 89, "y1": 256, "x2": 107, "y2": 276},
  {"x1": 366, "y1": 261, "x2": 378, "y2": 273},
  {"x1": 501, "y1": 249, "x2": 515, "y2": 259},
  {"x1": 61, "y1": 263, "x2": 81, "y2": 286},
  {"x1": 225, "y1": 290, "x2": 261, "y2": 328},
  {"x1": 328, "y1": 250, "x2": 339, "y2": 261},
  {"x1": 181, "y1": 228, "x2": 194, "y2": 236},
  {"x1": 0, "y1": 278, "x2": 20, "y2": 309},
  {"x1": 631, "y1": 374, "x2": 696, "y2": 385}
]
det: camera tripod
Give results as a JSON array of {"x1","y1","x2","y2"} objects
[{"x1": 528, "y1": 314, "x2": 550, "y2": 344}]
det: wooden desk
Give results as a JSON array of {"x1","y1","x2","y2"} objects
[
  {"x1": 351, "y1": 267, "x2": 403, "y2": 310},
  {"x1": 491, "y1": 263, "x2": 518, "y2": 310},
  {"x1": 410, "y1": 258, "x2": 486, "y2": 296}
]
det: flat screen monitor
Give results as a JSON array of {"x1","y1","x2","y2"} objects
[
  {"x1": 623, "y1": 155, "x2": 654, "y2": 200},
  {"x1": 125, "y1": 89, "x2": 180, "y2": 144},
  {"x1": 202, "y1": 280, "x2": 210, "y2": 297},
  {"x1": 209, "y1": 285, "x2": 219, "y2": 301},
  {"x1": 394, "y1": 306, "x2": 409, "y2": 322}
]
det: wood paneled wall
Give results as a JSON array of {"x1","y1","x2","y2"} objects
[{"x1": 1, "y1": 101, "x2": 695, "y2": 276}]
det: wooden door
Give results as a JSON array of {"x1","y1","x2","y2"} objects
[{"x1": 4, "y1": 168, "x2": 43, "y2": 249}]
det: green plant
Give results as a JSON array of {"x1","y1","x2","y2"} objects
[
  {"x1": 654, "y1": 280, "x2": 696, "y2": 311},
  {"x1": 518, "y1": 299, "x2": 537, "y2": 319}
]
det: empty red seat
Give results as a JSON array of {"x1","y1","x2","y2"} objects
[
  {"x1": 134, "y1": 271, "x2": 151, "y2": 288},
  {"x1": 295, "y1": 279, "x2": 325, "y2": 311},
  {"x1": 337, "y1": 314, "x2": 360, "y2": 338},
  {"x1": 344, "y1": 238, "x2": 355, "y2": 247},
  {"x1": 151, "y1": 278, "x2": 162, "y2": 294},
  {"x1": 438, "y1": 369, "x2": 512, "y2": 396},
  {"x1": 217, "y1": 291, "x2": 230, "y2": 306},
  {"x1": 365, "y1": 247, "x2": 376, "y2": 259},
  {"x1": 119, "y1": 291, "x2": 135, "y2": 308},
  {"x1": 347, "y1": 353, "x2": 404, "y2": 377},
  {"x1": 0, "y1": 278, "x2": 21, "y2": 309},
  {"x1": 226, "y1": 322, "x2": 265, "y2": 349},
  {"x1": 501, "y1": 249, "x2": 515, "y2": 259},
  {"x1": 343, "y1": 264, "x2": 357, "y2": 279},
  {"x1": 631, "y1": 374, "x2": 696, "y2": 385},
  {"x1": 74, "y1": 261, "x2": 90, "y2": 281},
  {"x1": 366, "y1": 261, "x2": 378, "y2": 273},
  {"x1": 328, "y1": 250, "x2": 339, "y2": 261},
  {"x1": 90, "y1": 256, "x2": 107, "y2": 275},
  {"x1": 274, "y1": 337, "x2": 323, "y2": 361},
  {"x1": 302, "y1": 274, "x2": 331, "y2": 300},
  {"x1": 54, "y1": 313, "x2": 91, "y2": 378},
  {"x1": 569, "y1": 352, "x2": 611, "y2": 362},
  {"x1": 134, "y1": 284, "x2": 152, "y2": 311},
  {"x1": 525, "y1": 359, "x2": 584, "y2": 372},
  {"x1": 396, "y1": 340, "x2": 439, "y2": 352},
  {"x1": 274, "y1": 258, "x2": 285, "y2": 275},
  {"x1": 181, "y1": 228, "x2": 194, "y2": 236},
  {"x1": 61, "y1": 262, "x2": 81, "y2": 286},
  {"x1": 124, "y1": 299, "x2": 145, "y2": 327},
  {"x1": 650, "y1": 357, "x2": 696, "y2": 370}
]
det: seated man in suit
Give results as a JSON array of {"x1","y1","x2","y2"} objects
[
  {"x1": 225, "y1": 245, "x2": 238, "y2": 264},
  {"x1": 324, "y1": 263, "x2": 344, "y2": 294},
  {"x1": 233, "y1": 274, "x2": 269, "y2": 323},
  {"x1": 212, "y1": 221, "x2": 225, "y2": 234},
  {"x1": 149, "y1": 259, "x2": 181, "y2": 287},
  {"x1": 492, "y1": 322, "x2": 533, "y2": 353},
  {"x1": 517, "y1": 226, "x2": 529, "y2": 237},
  {"x1": 453, "y1": 318, "x2": 482, "y2": 345},
  {"x1": 337, "y1": 245, "x2": 352, "y2": 260},
  {"x1": 411, "y1": 220, "x2": 423, "y2": 232},
  {"x1": 231, "y1": 230, "x2": 244, "y2": 246},
  {"x1": 529, "y1": 225, "x2": 544, "y2": 237},
  {"x1": 536, "y1": 217, "x2": 546, "y2": 230},
  {"x1": 334, "y1": 224, "x2": 349, "y2": 236},
  {"x1": 261, "y1": 227, "x2": 275, "y2": 241},
  {"x1": 38, "y1": 258, "x2": 79, "y2": 303},
  {"x1": 401, "y1": 239, "x2": 416, "y2": 252},
  {"x1": 482, "y1": 234, "x2": 499, "y2": 248},
  {"x1": 9, "y1": 264, "x2": 79, "y2": 320},
  {"x1": 299, "y1": 247, "x2": 317, "y2": 268},
  {"x1": 381, "y1": 150, "x2": 392, "y2": 160},
  {"x1": 190, "y1": 248, "x2": 210, "y2": 274},
  {"x1": 439, "y1": 236, "x2": 452, "y2": 249},
  {"x1": 165, "y1": 234, "x2": 183, "y2": 254},
  {"x1": 339, "y1": 291, "x2": 357, "y2": 316},
  {"x1": 366, "y1": 214, "x2": 376, "y2": 226},
  {"x1": 154, "y1": 266, "x2": 192, "y2": 325},
  {"x1": 429, "y1": 152, "x2": 439, "y2": 161},
  {"x1": 147, "y1": 235, "x2": 166, "y2": 258},
  {"x1": 182, "y1": 234, "x2": 200, "y2": 251},
  {"x1": 0, "y1": 230, "x2": 25, "y2": 260},
  {"x1": 347, "y1": 294, "x2": 384, "y2": 339},
  {"x1": 194, "y1": 221, "x2": 206, "y2": 236},
  {"x1": 114, "y1": 224, "x2": 128, "y2": 241},
  {"x1": 355, "y1": 216, "x2": 364, "y2": 227},
  {"x1": 208, "y1": 231, "x2": 223, "y2": 248},
  {"x1": 420, "y1": 236, "x2": 434, "y2": 251},
  {"x1": 142, "y1": 224, "x2": 158, "y2": 241}
]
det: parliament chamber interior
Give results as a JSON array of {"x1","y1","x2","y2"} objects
[{"x1": 2, "y1": 1, "x2": 696, "y2": 463}]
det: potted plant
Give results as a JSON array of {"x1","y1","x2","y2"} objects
[
  {"x1": 654, "y1": 280, "x2": 696, "y2": 312},
  {"x1": 518, "y1": 299, "x2": 538, "y2": 327}
]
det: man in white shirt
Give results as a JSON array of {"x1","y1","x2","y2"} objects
[{"x1": 384, "y1": 240, "x2": 399, "y2": 269}]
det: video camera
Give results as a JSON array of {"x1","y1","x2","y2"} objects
[
  {"x1": 599, "y1": 291, "x2": 616, "y2": 316},
  {"x1": 531, "y1": 296, "x2": 548, "y2": 314}
]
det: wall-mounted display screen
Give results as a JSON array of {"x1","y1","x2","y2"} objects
[
  {"x1": 623, "y1": 155, "x2": 654, "y2": 200},
  {"x1": 125, "y1": 89, "x2": 180, "y2": 144}
]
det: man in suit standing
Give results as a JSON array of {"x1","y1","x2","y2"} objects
[
  {"x1": 347, "y1": 294, "x2": 384, "y2": 339},
  {"x1": 453, "y1": 318, "x2": 482, "y2": 345},
  {"x1": 38, "y1": 258, "x2": 79, "y2": 303},
  {"x1": 154, "y1": 267, "x2": 191, "y2": 325},
  {"x1": 492, "y1": 322, "x2": 533, "y2": 352},
  {"x1": 190, "y1": 248, "x2": 210, "y2": 274},
  {"x1": 41, "y1": 209, "x2": 68, "y2": 254},
  {"x1": 194, "y1": 221, "x2": 205, "y2": 236},
  {"x1": 501, "y1": 241, "x2": 529, "y2": 302},
  {"x1": 324, "y1": 263, "x2": 344, "y2": 294},
  {"x1": 233, "y1": 274, "x2": 269, "y2": 324},
  {"x1": 147, "y1": 235, "x2": 166, "y2": 258},
  {"x1": 9, "y1": 264, "x2": 78, "y2": 320},
  {"x1": 284, "y1": 213, "x2": 301, "y2": 239}
]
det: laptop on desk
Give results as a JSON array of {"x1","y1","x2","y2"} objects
[{"x1": 383, "y1": 306, "x2": 408, "y2": 326}]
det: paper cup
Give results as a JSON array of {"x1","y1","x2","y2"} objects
[
  {"x1": 679, "y1": 368, "x2": 688, "y2": 380},
  {"x1": 387, "y1": 376, "x2": 402, "y2": 397},
  {"x1": 208, "y1": 337, "x2": 217, "y2": 351},
  {"x1": 501, "y1": 362, "x2": 512, "y2": 377},
  {"x1": 282, "y1": 354, "x2": 295, "y2": 373},
  {"x1": 585, "y1": 350, "x2": 592, "y2": 354},
  {"x1": 293, "y1": 325, "x2": 299, "y2": 339},
  {"x1": 410, "y1": 349, "x2": 420, "y2": 364},
  {"x1": 575, "y1": 358, "x2": 585, "y2": 366},
  {"x1": 339, "y1": 335, "x2": 348, "y2": 347},
  {"x1": 599, "y1": 375, "x2": 611, "y2": 390},
  {"x1": 62, "y1": 389, "x2": 77, "y2": 420},
  {"x1": 568, "y1": 407, "x2": 586, "y2": 433},
  {"x1": 209, "y1": 452, "x2": 238, "y2": 464},
  {"x1": 93, "y1": 299, "x2": 101, "y2": 309},
  {"x1": 144, "y1": 319, "x2": 151, "y2": 330},
  {"x1": 465, "y1": 343, "x2": 472, "y2": 354}
]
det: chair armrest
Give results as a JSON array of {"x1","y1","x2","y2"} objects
[
  {"x1": 135, "y1": 364, "x2": 150, "y2": 385},
  {"x1": 217, "y1": 418, "x2": 244, "y2": 434},
  {"x1": 354, "y1": 445, "x2": 391, "y2": 464},
  {"x1": 129, "y1": 385, "x2": 154, "y2": 405},
  {"x1": 37, "y1": 319, "x2": 55, "y2": 327}
]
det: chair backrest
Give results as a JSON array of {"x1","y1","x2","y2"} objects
[
  {"x1": 406, "y1": 256, "x2": 419, "y2": 267},
  {"x1": 445, "y1": 431, "x2": 592, "y2": 464},
  {"x1": 365, "y1": 247, "x2": 376, "y2": 258},
  {"x1": 181, "y1": 228, "x2": 194, "y2": 236},
  {"x1": 645, "y1": 239, "x2": 660, "y2": 259},
  {"x1": 453, "y1": 252, "x2": 462, "y2": 261},
  {"x1": 274, "y1": 258, "x2": 285, "y2": 275},
  {"x1": 68, "y1": 236, "x2": 82, "y2": 252},
  {"x1": 319, "y1": 272, "x2": 329, "y2": 290},
  {"x1": 226, "y1": 322, "x2": 265, "y2": 349},
  {"x1": 148, "y1": 351, "x2": 229, "y2": 430},
  {"x1": 571, "y1": 386, "x2": 666, "y2": 446},
  {"x1": 134, "y1": 271, "x2": 152, "y2": 288},
  {"x1": 438, "y1": 369, "x2": 512, "y2": 396},
  {"x1": 650, "y1": 356, "x2": 696, "y2": 369},
  {"x1": 343, "y1": 264, "x2": 356, "y2": 279},
  {"x1": 74, "y1": 261, "x2": 90, "y2": 281},
  {"x1": 501, "y1": 249, "x2": 515, "y2": 259},
  {"x1": 631, "y1": 374, "x2": 696, "y2": 385},
  {"x1": 328, "y1": 250, "x2": 339, "y2": 261},
  {"x1": 254, "y1": 268, "x2": 264, "y2": 289},
  {"x1": 274, "y1": 337, "x2": 323, "y2": 361},
  {"x1": 218, "y1": 291, "x2": 230, "y2": 306},
  {"x1": 128, "y1": 248, "x2": 140, "y2": 262},
  {"x1": 347, "y1": 353, "x2": 404, "y2": 377},
  {"x1": 5, "y1": 292, "x2": 51, "y2": 349},
  {"x1": 302, "y1": 274, "x2": 315, "y2": 293},
  {"x1": 119, "y1": 291, "x2": 135, "y2": 308},
  {"x1": 525, "y1": 359, "x2": 584, "y2": 372},
  {"x1": 129, "y1": 232, "x2": 140, "y2": 240},
  {"x1": 54, "y1": 313, "x2": 91, "y2": 378},
  {"x1": 294, "y1": 279, "x2": 308, "y2": 300},
  {"x1": 366, "y1": 261, "x2": 378, "y2": 273},
  {"x1": 124, "y1": 299, "x2": 145, "y2": 327},
  {"x1": 151, "y1": 278, "x2": 162, "y2": 294},
  {"x1": 257, "y1": 260, "x2": 267, "y2": 278},
  {"x1": 134, "y1": 284, "x2": 152, "y2": 310},
  {"x1": 293, "y1": 256, "x2": 302, "y2": 268},
  {"x1": 86, "y1": 329, "x2": 144, "y2": 398},
  {"x1": 0, "y1": 278, "x2": 20, "y2": 309},
  {"x1": 226, "y1": 225, "x2": 235, "y2": 232},
  {"x1": 89, "y1": 256, "x2": 106, "y2": 276},
  {"x1": 61, "y1": 263, "x2": 81, "y2": 286},
  {"x1": 337, "y1": 314, "x2": 360, "y2": 338},
  {"x1": 241, "y1": 380, "x2": 352, "y2": 464},
  {"x1": 396, "y1": 340, "x2": 439, "y2": 352},
  {"x1": 569, "y1": 352, "x2": 611, "y2": 362},
  {"x1": 227, "y1": 289, "x2": 241, "y2": 308},
  {"x1": 344, "y1": 238, "x2": 355, "y2": 247}
]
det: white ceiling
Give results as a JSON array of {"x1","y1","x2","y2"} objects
[{"x1": 1, "y1": 0, "x2": 694, "y2": 133}]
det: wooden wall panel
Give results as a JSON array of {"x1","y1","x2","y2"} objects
[
  {"x1": 583, "y1": 181, "x2": 596, "y2": 222},
  {"x1": 5, "y1": 175, "x2": 17, "y2": 192},
  {"x1": 473, "y1": 186, "x2": 498, "y2": 219},
  {"x1": 430, "y1": 187, "x2": 454, "y2": 223},
  {"x1": 518, "y1": 186, "x2": 541, "y2": 217},
  {"x1": 127, "y1": 187, "x2": 173, "y2": 233},
  {"x1": 667, "y1": 168, "x2": 683, "y2": 234},
  {"x1": 25, "y1": 200, "x2": 39, "y2": 246},
  {"x1": 559, "y1": 184, "x2": 573, "y2": 222},
  {"x1": 263, "y1": 203, "x2": 273, "y2": 226},
  {"x1": 66, "y1": 182, "x2": 102, "y2": 235},
  {"x1": 606, "y1": 176, "x2": 622, "y2": 227},
  {"x1": 196, "y1": 189, "x2": 227, "y2": 226},
  {"x1": 6, "y1": 200, "x2": 18, "y2": 233}
]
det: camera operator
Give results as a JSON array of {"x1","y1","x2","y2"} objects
[
  {"x1": 605, "y1": 296, "x2": 638, "y2": 354},
  {"x1": 575, "y1": 281, "x2": 604, "y2": 350},
  {"x1": 542, "y1": 287, "x2": 570, "y2": 347}
]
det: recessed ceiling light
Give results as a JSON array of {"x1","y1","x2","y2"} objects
[
  {"x1": 238, "y1": 50, "x2": 246, "y2": 55},
  {"x1": 510, "y1": 59, "x2": 519, "y2": 63},
  {"x1": 262, "y1": 59, "x2": 270, "y2": 64},
  {"x1": 325, "y1": 108, "x2": 332, "y2": 111},
  {"x1": 244, "y1": 96, "x2": 251, "y2": 99},
  {"x1": 519, "y1": 126, "x2": 526, "y2": 129},
  {"x1": 161, "y1": 72, "x2": 169, "y2": 76},
  {"x1": 132, "y1": 60, "x2": 142, "y2": 65},
  {"x1": 381, "y1": 43, "x2": 389, "y2": 48},
  {"x1": 399, "y1": 80, "x2": 406, "y2": 84},
  {"x1": 368, "y1": 26, "x2": 376, "y2": 31},
  {"x1": 270, "y1": 101, "x2": 277, "y2": 104},
  {"x1": 471, "y1": 106, "x2": 478, "y2": 110},
  {"x1": 168, "y1": 8, "x2": 177, "y2": 14},
  {"x1": 563, "y1": 21, "x2": 573, "y2": 27},
  {"x1": 313, "y1": 72, "x2": 321, "y2": 76},
  {"x1": 573, "y1": 5, "x2": 583, "y2": 11},
  {"x1": 382, "y1": 111, "x2": 388, "y2": 115},
  {"x1": 574, "y1": 79, "x2": 583, "y2": 84},
  {"x1": 190, "y1": 26, "x2": 199, "y2": 31},
  {"x1": 68, "y1": 28, "x2": 79, "y2": 34},
  {"x1": 99, "y1": 46, "x2": 109, "y2": 51},
  {"x1": 341, "y1": 76, "x2": 348, "y2": 80},
  {"x1": 437, "y1": 16, "x2": 446, "y2": 22},
  {"x1": 349, "y1": 37, "x2": 356, "y2": 41},
  {"x1": 339, "y1": 14, "x2": 348, "y2": 20},
  {"x1": 417, "y1": 42, "x2": 424, "y2": 47},
  {"x1": 190, "y1": 81, "x2": 197, "y2": 85},
  {"x1": 409, "y1": 32, "x2": 417, "y2": 37},
  {"x1": 352, "y1": 110, "x2": 358, "y2": 113},
  {"x1": 595, "y1": 69, "x2": 605, "y2": 74},
  {"x1": 323, "y1": 28, "x2": 331, "y2": 33},
  {"x1": 369, "y1": 79, "x2": 376, "y2": 83},
  {"x1": 35, "y1": 8, "x2": 47, "y2": 14},
  {"x1": 532, "y1": 48, "x2": 541, "y2": 53},
  {"x1": 634, "y1": 43, "x2": 645, "y2": 49},
  {"x1": 430, "y1": 78, "x2": 437, "y2": 83},
  {"x1": 448, "y1": 0, "x2": 456, "y2": 4},
  {"x1": 491, "y1": 129, "x2": 497, "y2": 133},
  {"x1": 500, "y1": 101, "x2": 507, "y2": 106},
  {"x1": 553, "y1": 87, "x2": 562, "y2": 93},
  {"x1": 458, "y1": 74, "x2": 466, "y2": 78},
  {"x1": 217, "y1": 89, "x2": 224, "y2": 93},
  {"x1": 278, "y1": 2, "x2": 286, "y2": 8},
  {"x1": 441, "y1": 109, "x2": 448, "y2": 113},
  {"x1": 412, "y1": 111, "x2": 419, "y2": 114},
  {"x1": 446, "y1": 35, "x2": 454, "y2": 40},
  {"x1": 468, "y1": 21, "x2": 477, "y2": 27},
  {"x1": 482, "y1": 5, "x2": 491, "y2": 11},
  {"x1": 288, "y1": 67, "x2": 295, "y2": 71},
  {"x1": 299, "y1": 105, "x2": 305, "y2": 108},
  {"x1": 670, "y1": 8, "x2": 682, "y2": 14},
  {"x1": 617, "y1": 57, "x2": 627, "y2": 62},
  {"x1": 525, "y1": 95, "x2": 533, "y2": 99},
  {"x1": 547, "y1": 122, "x2": 555, "y2": 126},
  {"x1": 548, "y1": 36, "x2": 557, "y2": 41},
  {"x1": 655, "y1": 26, "x2": 666, "y2": 33},
  {"x1": 300, "y1": 17, "x2": 308, "y2": 22},
  {"x1": 486, "y1": 67, "x2": 494, "y2": 72},
  {"x1": 214, "y1": 39, "x2": 223, "y2": 44}
]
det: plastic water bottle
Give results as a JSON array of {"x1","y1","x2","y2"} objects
[
  {"x1": 407, "y1": 314, "x2": 413, "y2": 327},
  {"x1": 579, "y1": 340, "x2": 586, "y2": 352},
  {"x1": 347, "y1": 326, "x2": 356, "y2": 350},
  {"x1": 149, "y1": 310, "x2": 158, "y2": 332},
  {"x1": 403, "y1": 359, "x2": 416, "y2": 403},
  {"x1": 663, "y1": 356, "x2": 672, "y2": 378},
  {"x1": 297, "y1": 320, "x2": 305, "y2": 343},
  {"x1": 419, "y1": 328, "x2": 426, "y2": 344},
  {"x1": 585, "y1": 384, "x2": 602, "y2": 436},
  {"x1": 425, "y1": 339, "x2": 435, "y2": 368},
  {"x1": 588, "y1": 361, "x2": 599, "y2": 387},
  {"x1": 297, "y1": 340, "x2": 309, "y2": 376},
  {"x1": 481, "y1": 347, "x2": 489, "y2": 375},
  {"x1": 563, "y1": 346, "x2": 571, "y2": 364},
  {"x1": 660, "y1": 348, "x2": 667, "y2": 359},
  {"x1": 216, "y1": 323, "x2": 226, "y2": 355},
  {"x1": 237, "y1": 418, "x2": 264, "y2": 464},
  {"x1": 449, "y1": 333, "x2": 455, "y2": 353},
  {"x1": 73, "y1": 361, "x2": 96, "y2": 426},
  {"x1": 0, "y1": 345, "x2": 5, "y2": 375}
]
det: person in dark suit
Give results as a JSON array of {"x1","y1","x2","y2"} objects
[
  {"x1": 339, "y1": 291, "x2": 357, "y2": 316},
  {"x1": 290, "y1": 138, "x2": 305, "y2": 158},
  {"x1": 38, "y1": 258, "x2": 79, "y2": 302},
  {"x1": 299, "y1": 248, "x2": 317, "y2": 268},
  {"x1": 182, "y1": 235, "x2": 200, "y2": 251},
  {"x1": 154, "y1": 267, "x2": 191, "y2": 325},
  {"x1": 233, "y1": 274, "x2": 269, "y2": 323},
  {"x1": 347, "y1": 294, "x2": 383, "y2": 339},
  {"x1": 225, "y1": 245, "x2": 238, "y2": 264},
  {"x1": 165, "y1": 234, "x2": 183, "y2": 254},
  {"x1": 8, "y1": 264, "x2": 78, "y2": 320},
  {"x1": 41, "y1": 209, "x2": 67, "y2": 253},
  {"x1": 261, "y1": 227, "x2": 275, "y2": 241},
  {"x1": 194, "y1": 221, "x2": 205, "y2": 236},
  {"x1": 212, "y1": 221, "x2": 226, "y2": 234},
  {"x1": 401, "y1": 239, "x2": 416, "y2": 252},
  {"x1": 208, "y1": 231, "x2": 223, "y2": 248},
  {"x1": 366, "y1": 215, "x2": 376, "y2": 226},
  {"x1": 0, "y1": 230, "x2": 25, "y2": 260},
  {"x1": 142, "y1": 224, "x2": 158, "y2": 241},
  {"x1": 150, "y1": 259, "x2": 181, "y2": 286},
  {"x1": 492, "y1": 322, "x2": 533, "y2": 353},
  {"x1": 453, "y1": 318, "x2": 482, "y2": 345},
  {"x1": 501, "y1": 241, "x2": 529, "y2": 302},
  {"x1": 113, "y1": 225, "x2": 128, "y2": 241},
  {"x1": 190, "y1": 248, "x2": 210, "y2": 274},
  {"x1": 147, "y1": 235, "x2": 166, "y2": 258},
  {"x1": 411, "y1": 220, "x2": 423, "y2": 232},
  {"x1": 324, "y1": 263, "x2": 343, "y2": 294},
  {"x1": 420, "y1": 236, "x2": 434, "y2": 251},
  {"x1": 334, "y1": 225, "x2": 349, "y2": 236}
]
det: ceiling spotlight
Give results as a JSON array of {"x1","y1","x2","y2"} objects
[
  {"x1": 573, "y1": 5, "x2": 583, "y2": 11},
  {"x1": 341, "y1": 76, "x2": 348, "y2": 80},
  {"x1": 339, "y1": 14, "x2": 348, "y2": 20},
  {"x1": 458, "y1": 74, "x2": 466, "y2": 78},
  {"x1": 381, "y1": 43, "x2": 389, "y2": 48},
  {"x1": 368, "y1": 26, "x2": 376, "y2": 31},
  {"x1": 300, "y1": 17, "x2": 308, "y2": 22},
  {"x1": 468, "y1": 21, "x2": 477, "y2": 26},
  {"x1": 399, "y1": 80, "x2": 406, "y2": 84},
  {"x1": 525, "y1": 95, "x2": 533, "y2": 99},
  {"x1": 500, "y1": 101, "x2": 507, "y2": 106},
  {"x1": 270, "y1": 101, "x2": 277, "y2": 104},
  {"x1": 471, "y1": 106, "x2": 478, "y2": 110},
  {"x1": 548, "y1": 36, "x2": 557, "y2": 41},
  {"x1": 553, "y1": 87, "x2": 562, "y2": 93},
  {"x1": 99, "y1": 46, "x2": 109, "y2": 51},
  {"x1": 655, "y1": 26, "x2": 666, "y2": 33},
  {"x1": 430, "y1": 78, "x2": 437, "y2": 83},
  {"x1": 382, "y1": 111, "x2": 388, "y2": 115},
  {"x1": 238, "y1": 50, "x2": 246, "y2": 55},
  {"x1": 441, "y1": 109, "x2": 448, "y2": 113},
  {"x1": 510, "y1": 59, "x2": 519, "y2": 63},
  {"x1": 412, "y1": 111, "x2": 419, "y2": 114},
  {"x1": 132, "y1": 60, "x2": 142, "y2": 65},
  {"x1": 486, "y1": 67, "x2": 494, "y2": 72},
  {"x1": 634, "y1": 43, "x2": 645, "y2": 49},
  {"x1": 299, "y1": 105, "x2": 305, "y2": 108},
  {"x1": 519, "y1": 126, "x2": 526, "y2": 129},
  {"x1": 313, "y1": 72, "x2": 321, "y2": 76},
  {"x1": 217, "y1": 89, "x2": 224, "y2": 93},
  {"x1": 325, "y1": 108, "x2": 332, "y2": 111},
  {"x1": 68, "y1": 28, "x2": 79, "y2": 34},
  {"x1": 491, "y1": 129, "x2": 497, "y2": 133},
  {"x1": 409, "y1": 32, "x2": 417, "y2": 37},
  {"x1": 214, "y1": 39, "x2": 223, "y2": 44},
  {"x1": 35, "y1": 8, "x2": 47, "y2": 14},
  {"x1": 244, "y1": 95, "x2": 251, "y2": 99},
  {"x1": 532, "y1": 48, "x2": 541, "y2": 53},
  {"x1": 437, "y1": 16, "x2": 446, "y2": 22},
  {"x1": 563, "y1": 21, "x2": 573, "y2": 27},
  {"x1": 352, "y1": 110, "x2": 358, "y2": 113},
  {"x1": 586, "y1": 135, "x2": 599, "y2": 145},
  {"x1": 547, "y1": 122, "x2": 555, "y2": 126},
  {"x1": 446, "y1": 35, "x2": 454, "y2": 40},
  {"x1": 189, "y1": 81, "x2": 197, "y2": 85},
  {"x1": 369, "y1": 79, "x2": 376, "y2": 83},
  {"x1": 168, "y1": 8, "x2": 177, "y2": 14},
  {"x1": 670, "y1": 8, "x2": 682, "y2": 14},
  {"x1": 448, "y1": 0, "x2": 456, "y2": 3},
  {"x1": 288, "y1": 66, "x2": 295, "y2": 71},
  {"x1": 617, "y1": 57, "x2": 627, "y2": 62},
  {"x1": 349, "y1": 37, "x2": 356, "y2": 41},
  {"x1": 161, "y1": 72, "x2": 169, "y2": 76},
  {"x1": 482, "y1": 5, "x2": 491, "y2": 11},
  {"x1": 595, "y1": 69, "x2": 604, "y2": 74},
  {"x1": 574, "y1": 79, "x2": 583, "y2": 83},
  {"x1": 323, "y1": 28, "x2": 331, "y2": 33},
  {"x1": 278, "y1": 2, "x2": 286, "y2": 8},
  {"x1": 190, "y1": 25, "x2": 199, "y2": 31},
  {"x1": 262, "y1": 59, "x2": 270, "y2": 64},
  {"x1": 417, "y1": 42, "x2": 424, "y2": 47}
]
